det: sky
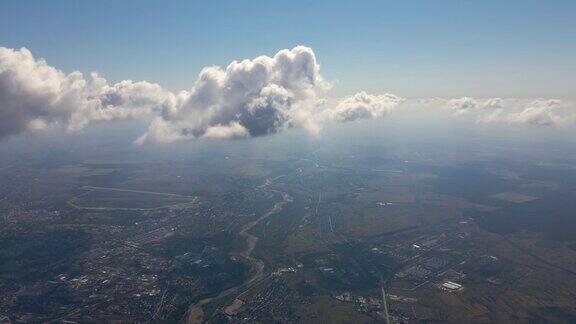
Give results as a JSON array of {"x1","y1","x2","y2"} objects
[
  {"x1": 1, "y1": 0, "x2": 575, "y2": 99},
  {"x1": 0, "y1": 1, "x2": 575, "y2": 145}
]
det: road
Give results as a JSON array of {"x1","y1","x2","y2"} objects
[
  {"x1": 381, "y1": 278, "x2": 390, "y2": 324},
  {"x1": 80, "y1": 186, "x2": 196, "y2": 198},
  {"x1": 67, "y1": 186, "x2": 198, "y2": 211}
]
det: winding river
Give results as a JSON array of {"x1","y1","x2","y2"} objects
[{"x1": 183, "y1": 179, "x2": 292, "y2": 323}]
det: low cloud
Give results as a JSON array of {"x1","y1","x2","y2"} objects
[
  {"x1": 327, "y1": 91, "x2": 403, "y2": 122},
  {"x1": 0, "y1": 47, "x2": 172, "y2": 139},
  {"x1": 137, "y1": 46, "x2": 331, "y2": 143},
  {"x1": 478, "y1": 99, "x2": 571, "y2": 126},
  {"x1": 448, "y1": 97, "x2": 478, "y2": 114},
  {"x1": 415, "y1": 97, "x2": 574, "y2": 126},
  {"x1": 446, "y1": 97, "x2": 503, "y2": 115},
  {"x1": 0, "y1": 45, "x2": 573, "y2": 143},
  {"x1": 3, "y1": 45, "x2": 403, "y2": 144}
]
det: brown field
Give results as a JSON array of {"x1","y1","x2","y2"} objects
[{"x1": 490, "y1": 192, "x2": 538, "y2": 203}]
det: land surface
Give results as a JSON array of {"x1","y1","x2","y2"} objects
[{"x1": 1, "y1": 127, "x2": 576, "y2": 323}]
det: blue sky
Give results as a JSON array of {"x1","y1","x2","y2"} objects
[{"x1": 1, "y1": 0, "x2": 575, "y2": 98}]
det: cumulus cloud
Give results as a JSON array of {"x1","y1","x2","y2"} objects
[
  {"x1": 482, "y1": 98, "x2": 503, "y2": 109},
  {"x1": 448, "y1": 97, "x2": 478, "y2": 114},
  {"x1": 507, "y1": 106, "x2": 563, "y2": 126},
  {"x1": 1, "y1": 45, "x2": 572, "y2": 143},
  {"x1": 203, "y1": 122, "x2": 249, "y2": 140},
  {"x1": 327, "y1": 91, "x2": 403, "y2": 122},
  {"x1": 480, "y1": 99, "x2": 571, "y2": 126},
  {"x1": 0, "y1": 47, "x2": 172, "y2": 139},
  {"x1": 418, "y1": 96, "x2": 575, "y2": 126},
  {"x1": 0, "y1": 45, "x2": 407, "y2": 143},
  {"x1": 137, "y1": 46, "x2": 330, "y2": 143},
  {"x1": 445, "y1": 97, "x2": 503, "y2": 115}
]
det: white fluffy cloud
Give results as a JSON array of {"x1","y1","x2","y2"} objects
[
  {"x1": 448, "y1": 97, "x2": 478, "y2": 114},
  {"x1": 0, "y1": 45, "x2": 406, "y2": 143},
  {"x1": 446, "y1": 97, "x2": 503, "y2": 115},
  {"x1": 0, "y1": 45, "x2": 573, "y2": 143},
  {"x1": 0, "y1": 47, "x2": 174, "y2": 139},
  {"x1": 478, "y1": 99, "x2": 571, "y2": 126},
  {"x1": 137, "y1": 46, "x2": 330, "y2": 143},
  {"x1": 327, "y1": 91, "x2": 403, "y2": 122},
  {"x1": 417, "y1": 97, "x2": 574, "y2": 126}
]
